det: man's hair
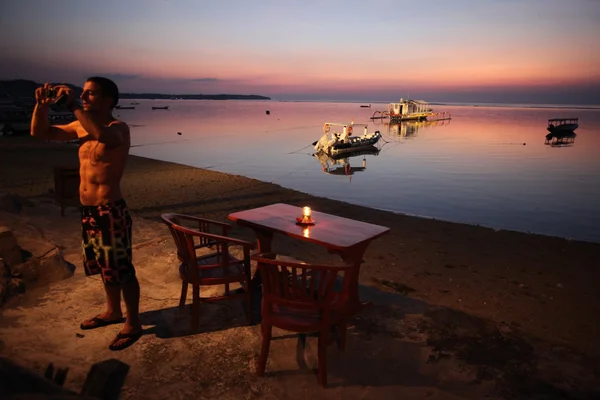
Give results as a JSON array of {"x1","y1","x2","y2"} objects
[{"x1": 86, "y1": 76, "x2": 119, "y2": 109}]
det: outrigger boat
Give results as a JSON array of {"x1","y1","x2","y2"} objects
[
  {"x1": 547, "y1": 118, "x2": 578, "y2": 133},
  {"x1": 371, "y1": 98, "x2": 451, "y2": 123},
  {"x1": 314, "y1": 122, "x2": 382, "y2": 157},
  {"x1": 387, "y1": 98, "x2": 433, "y2": 122}
]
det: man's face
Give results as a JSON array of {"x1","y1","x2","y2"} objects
[{"x1": 80, "y1": 81, "x2": 110, "y2": 112}]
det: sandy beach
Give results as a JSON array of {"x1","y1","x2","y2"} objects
[{"x1": 1, "y1": 135, "x2": 599, "y2": 399}]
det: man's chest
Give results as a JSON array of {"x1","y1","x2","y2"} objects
[{"x1": 79, "y1": 139, "x2": 109, "y2": 162}]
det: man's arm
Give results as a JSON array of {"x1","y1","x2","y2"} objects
[
  {"x1": 30, "y1": 84, "x2": 79, "y2": 141},
  {"x1": 71, "y1": 105, "x2": 128, "y2": 148}
]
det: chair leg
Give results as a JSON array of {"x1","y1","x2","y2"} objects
[
  {"x1": 245, "y1": 279, "x2": 253, "y2": 325},
  {"x1": 179, "y1": 281, "x2": 188, "y2": 309},
  {"x1": 317, "y1": 329, "x2": 328, "y2": 387},
  {"x1": 257, "y1": 324, "x2": 272, "y2": 377},
  {"x1": 192, "y1": 285, "x2": 200, "y2": 331}
]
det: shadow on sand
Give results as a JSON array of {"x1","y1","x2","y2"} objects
[{"x1": 138, "y1": 281, "x2": 600, "y2": 398}]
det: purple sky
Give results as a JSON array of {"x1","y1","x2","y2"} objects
[{"x1": 1, "y1": 0, "x2": 599, "y2": 104}]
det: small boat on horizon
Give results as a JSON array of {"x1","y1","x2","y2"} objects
[
  {"x1": 115, "y1": 105, "x2": 135, "y2": 110},
  {"x1": 152, "y1": 106, "x2": 170, "y2": 110},
  {"x1": 547, "y1": 118, "x2": 578, "y2": 133}
]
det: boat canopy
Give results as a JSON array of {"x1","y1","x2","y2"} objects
[
  {"x1": 395, "y1": 99, "x2": 429, "y2": 105},
  {"x1": 548, "y1": 118, "x2": 578, "y2": 122}
]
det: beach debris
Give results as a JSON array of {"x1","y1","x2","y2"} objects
[
  {"x1": 177, "y1": 132, "x2": 182, "y2": 135},
  {"x1": 266, "y1": 110, "x2": 270, "y2": 115},
  {"x1": 76, "y1": 333, "x2": 85, "y2": 338},
  {"x1": 0, "y1": 356, "x2": 130, "y2": 398},
  {"x1": 372, "y1": 277, "x2": 415, "y2": 295}
]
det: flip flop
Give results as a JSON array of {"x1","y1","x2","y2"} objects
[
  {"x1": 80, "y1": 315, "x2": 125, "y2": 330},
  {"x1": 108, "y1": 331, "x2": 142, "y2": 351}
]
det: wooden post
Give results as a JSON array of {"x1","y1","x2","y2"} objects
[{"x1": 53, "y1": 166, "x2": 79, "y2": 216}]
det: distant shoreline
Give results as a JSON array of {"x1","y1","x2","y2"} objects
[
  {"x1": 120, "y1": 93, "x2": 271, "y2": 101},
  {"x1": 428, "y1": 102, "x2": 600, "y2": 110},
  {"x1": 0, "y1": 79, "x2": 271, "y2": 102},
  {"x1": 2, "y1": 79, "x2": 598, "y2": 108},
  {"x1": 274, "y1": 99, "x2": 600, "y2": 110}
]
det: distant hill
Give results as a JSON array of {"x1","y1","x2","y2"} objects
[
  {"x1": 0, "y1": 80, "x2": 270, "y2": 101},
  {"x1": 119, "y1": 93, "x2": 270, "y2": 100},
  {"x1": 0, "y1": 79, "x2": 83, "y2": 99}
]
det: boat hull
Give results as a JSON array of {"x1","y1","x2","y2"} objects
[
  {"x1": 546, "y1": 131, "x2": 577, "y2": 141},
  {"x1": 329, "y1": 132, "x2": 382, "y2": 156},
  {"x1": 330, "y1": 146, "x2": 379, "y2": 160},
  {"x1": 389, "y1": 114, "x2": 430, "y2": 122},
  {"x1": 547, "y1": 123, "x2": 578, "y2": 133}
]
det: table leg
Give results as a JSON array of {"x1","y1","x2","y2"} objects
[
  {"x1": 337, "y1": 242, "x2": 373, "y2": 315},
  {"x1": 250, "y1": 228, "x2": 274, "y2": 288}
]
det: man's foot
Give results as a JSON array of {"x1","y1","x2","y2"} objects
[
  {"x1": 108, "y1": 329, "x2": 143, "y2": 351},
  {"x1": 80, "y1": 315, "x2": 125, "y2": 330}
]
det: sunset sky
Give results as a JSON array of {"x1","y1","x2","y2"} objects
[{"x1": 1, "y1": 0, "x2": 599, "y2": 104}]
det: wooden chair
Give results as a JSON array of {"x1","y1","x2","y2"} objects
[
  {"x1": 161, "y1": 213, "x2": 255, "y2": 329},
  {"x1": 53, "y1": 165, "x2": 80, "y2": 216},
  {"x1": 253, "y1": 253, "x2": 352, "y2": 387}
]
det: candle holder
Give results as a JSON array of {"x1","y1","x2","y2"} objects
[{"x1": 296, "y1": 206, "x2": 315, "y2": 226}]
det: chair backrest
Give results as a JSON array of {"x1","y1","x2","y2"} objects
[
  {"x1": 254, "y1": 253, "x2": 351, "y2": 314},
  {"x1": 161, "y1": 213, "x2": 231, "y2": 255},
  {"x1": 161, "y1": 213, "x2": 198, "y2": 266},
  {"x1": 161, "y1": 213, "x2": 253, "y2": 274}
]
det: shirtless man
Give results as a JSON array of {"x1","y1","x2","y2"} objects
[{"x1": 30, "y1": 77, "x2": 142, "y2": 351}]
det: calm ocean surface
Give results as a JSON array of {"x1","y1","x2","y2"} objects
[{"x1": 121, "y1": 100, "x2": 600, "y2": 243}]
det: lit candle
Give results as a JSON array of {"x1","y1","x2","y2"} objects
[{"x1": 303, "y1": 207, "x2": 311, "y2": 219}]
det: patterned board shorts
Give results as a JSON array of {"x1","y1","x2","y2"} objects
[{"x1": 81, "y1": 199, "x2": 135, "y2": 285}]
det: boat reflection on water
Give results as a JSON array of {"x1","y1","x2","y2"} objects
[
  {"x1": 545, "y1": 131, "x2": 577, "y2": 147},
  {"x1": 372, "y1": 119, "x2": 451, "y2": 138},
  {"x1": 313, "y1": 146, "x2": 380, "y2": 178}
]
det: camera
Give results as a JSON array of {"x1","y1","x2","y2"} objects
[
  {"x1": 45, "y1": 87, "x2": 58, "y2": 98},
  {"x1": 45, "y1": 87, "x2": 68, "y2": 107}
]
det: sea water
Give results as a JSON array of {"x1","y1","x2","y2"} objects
[{"x1": 119, "y1": 99, "x2": 600, "y2": 243}]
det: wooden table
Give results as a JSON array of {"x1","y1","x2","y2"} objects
[{"x1": 228, "y1": 203, "x2": 390, "y2": 314}]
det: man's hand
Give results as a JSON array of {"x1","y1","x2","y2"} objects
[
  {"x1": 55, "y1": 85, "x2": 78, "y2": 109},
  {"x1": 34, "y1": 83, "x2": 53, "y2": 107}
]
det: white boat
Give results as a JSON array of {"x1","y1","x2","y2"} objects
[
  {"x1": 387, "y1": 98, "x2": 434, "y2": 122},
  {"x1": 313, "y1": 122, "x2": 382, "y2": 156},
  {"x1": 547, "y1": 118, "x2": 578, "y2": 133}
]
